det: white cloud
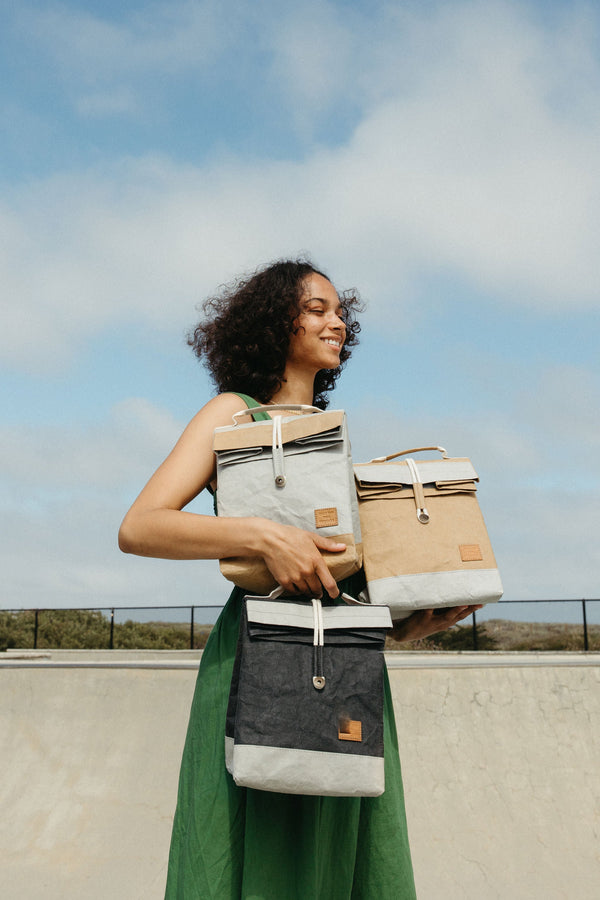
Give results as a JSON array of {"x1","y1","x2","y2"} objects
[
  {"x1": 20, "y1": 0, "x2": 234, "y2": 81},
  {"x1": 3, "y1": 2, "x2": 599, "y2": 371},
  {"x1": 0, "y1": 398, "x2": 184, "y2": 498},
  {"x1": 485, "y1": 486, "x2": 600, "y2": 600},
  {"x1": 346, "y1": 356, "x2": 600, "y2": 483},
  {"x1": 0, "y1": 397, "x2": 224, "y2": 609},
  {"x1": 11, "y1": 0, "x2": 244, "y2": 125},
  {"x1": 75, "y1": 88, "x2": 140, "y2": 118},
  {"x1": 0, "y1": 501, "x2": 225, "y2": 610},
  {"x1": 263, "y1": 0, "x2": 363, "y2": 131}
]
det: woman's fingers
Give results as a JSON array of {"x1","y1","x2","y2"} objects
[
  {"x1": 260, "y1": 524, "x2": 345, "y2": 599},
  {"x1": 312, "y1": 534, "x2": 345, "y2": 597},
  {"x1": 456, "y1": 604, "x2": 483, "y2": 620},
  {"x1": 392, "y1": 603, "x2": 482, "y2": 643},
  {"x1": 280, "y1": 559, "x2": 336, "y2": 599},
  {"x1": 313, "y1": 561, "x2": 338, "y2": 598},
  {"x1": 313, "y1": 534, "x2": 347, "y2": 553}
]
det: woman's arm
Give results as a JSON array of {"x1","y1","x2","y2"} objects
[{"x1": 118, "y1": 393, "x2": 345, "y2": 597}]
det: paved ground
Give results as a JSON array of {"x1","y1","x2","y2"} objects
[{"x1": 1, "y1": 649, "x2": 599, "y2": 899}]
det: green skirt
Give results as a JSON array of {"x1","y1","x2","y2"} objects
[{"x1": 165, "y1": 573, "x2": 416, "y2": 900}]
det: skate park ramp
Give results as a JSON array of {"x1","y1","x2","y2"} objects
[{"x1": 1, "y1": 649, "x2": 599, "y2": 899}]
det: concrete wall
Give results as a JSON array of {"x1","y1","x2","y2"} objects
[
  {"x1": 388, "y1": 654, "x2": 600, "y2": 899},
  {"x1": 1, "y1": 650, "x2": 599, "y2": 899}
]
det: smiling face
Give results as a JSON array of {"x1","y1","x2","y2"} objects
[{"x1": 286, "y1": 273, "x2": 347, "y2": 375}]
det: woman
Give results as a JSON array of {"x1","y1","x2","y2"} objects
[{"x1": 119, "y1": 259, "x2": 479, "y2": 899}]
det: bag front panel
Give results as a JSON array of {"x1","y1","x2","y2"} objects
[
  {"x1": 234, "y1": 635, "x2": 385, "y2": 758},
  {"x1": 217, "y1": 442, "x2": 355, "y2": 536},
  {"x1": 359, "y1": 491, "x2": 497, "y2": 579}
]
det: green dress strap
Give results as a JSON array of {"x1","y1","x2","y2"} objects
[{"x1": 229, "y1": 392, "x2": 271, "y2": 421}]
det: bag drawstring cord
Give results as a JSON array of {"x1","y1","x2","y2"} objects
[
  {"x1": 272, "y1": 415, "x2": 286, "y2": 487},
  {"x1": 311, "y1": 598, "x2": 326, "y2": 690}
]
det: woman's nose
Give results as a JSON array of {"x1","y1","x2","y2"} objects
[{"x1": 326, "y1": 310, "x2": 345, "y2": 329}]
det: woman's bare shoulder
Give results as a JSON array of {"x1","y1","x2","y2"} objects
[
  {"x1": 123, "y1": 393, "x2": 252, "y2": 514},
  {"x1": 185, "y1": 392, "x2": 256, "y2": 433}
]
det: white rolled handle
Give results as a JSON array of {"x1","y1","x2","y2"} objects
[
  {"x1": 370, "y1": 446, "x2": 448, "y2": 463},
  {"x1": 232, "y1": 403, "x2": 320, "y2": 424},
  {"x1": 242, "y1": 585, "x2": 373, "y2": 607}
]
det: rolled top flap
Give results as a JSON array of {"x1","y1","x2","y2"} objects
[
  {"x1": 214, "y1": 409, "x2": 345, "y2": 452},
  {"x1": 354, "y1": 457, "x2": 478, "y2": 487},
  {"x1": 355, "y1": 481, "x2": 477, "y2": 500},
  {"x1": 245, "y1": 599, "x2": 392, "y2": 630}
]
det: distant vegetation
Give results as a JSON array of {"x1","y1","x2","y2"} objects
[
  {"x1": 1, "y1": 609, "x2": 597, "y2": 653},
  {"x1": 0, "y1": 609, "x2": 211, "y2": 652},
  {"x1": 389, "y1": 618, "x2": 599, "y2": 652}
]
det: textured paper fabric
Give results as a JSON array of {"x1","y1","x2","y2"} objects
[
  {"x1": 225, "y1": 598, "x2": 392, "y2": 796},
  {"x1": 354, "y1": 453, "x2": 503, "y2": 616},
  {"x1": 215, "y1": 409, "x2": 362, "y2": 592}
]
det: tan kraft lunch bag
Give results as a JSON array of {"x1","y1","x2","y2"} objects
[{"x1": 353, "y1": 446, "x2": 503, "y2": 617}]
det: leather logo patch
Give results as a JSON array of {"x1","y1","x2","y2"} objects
[
  {"x1": 460, "y1": 544, "x2": 483, "y2": 562},
  {"x1": 314, "y1": 507, "x2": 339, "y2": 528},
  {"x1": 338, "y1": 719, "x2": 362, "y2": 742}
]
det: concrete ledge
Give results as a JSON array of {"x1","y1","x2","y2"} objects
[
  {"x1": 0, "y1": 648, "x2": 203, "y2": 668},
  {"x1": 2, "y1": 648, "x2": 600, "y2": 669},
  {"x1": 385, "y1": 650, "x2": 600, "y2": 668}
]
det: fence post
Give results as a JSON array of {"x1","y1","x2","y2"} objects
[
  {"x1": 190, "y1": 606, "x2": 195, "y2": 650},
  {"x1": 109, "y1": 608, "x2": 115, "y2": 650},
  {"x1": 472, "y1": 609, "x2": 478, "y2": 651},
  {"x1": 582, "y1": 599, "x2": 589, "y2": 651},
  {"x1": 33, "y1": 609, "x2": 39, "y2": 649}
]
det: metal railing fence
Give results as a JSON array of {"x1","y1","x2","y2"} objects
[{"x1": 1, "y1": 599, "x2": 598, "y2": 652}]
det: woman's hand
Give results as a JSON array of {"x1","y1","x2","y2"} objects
[
  {"x1": 391, "y1": 604, "x2": 482, "y2": 643},
  {"x1": 255, "y1": 519, "x2": 346, "y2": 599}
]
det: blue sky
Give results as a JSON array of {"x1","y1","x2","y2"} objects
[{"x1": 1, "y1": 0, "x2": 599, "y2": 613}]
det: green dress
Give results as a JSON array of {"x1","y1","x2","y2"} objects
[{"x1": 165, "y1": 397, "x2": 416, "y2": 900}]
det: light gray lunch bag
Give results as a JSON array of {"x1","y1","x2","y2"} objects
[{"x1": 214, "y1": 404, "x2": 362, "y2": 593}]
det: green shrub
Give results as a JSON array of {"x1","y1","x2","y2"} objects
[
  {"x1": 0, "y1": 610, "x2": 36, "y2": 651},
  {"x1": 0, "y1": 609, "x2": 213, "y2": 651}
]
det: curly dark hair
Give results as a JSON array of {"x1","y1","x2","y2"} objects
[{"x1": 188, "y1": 258, "x2": 362, "y2": 408}]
